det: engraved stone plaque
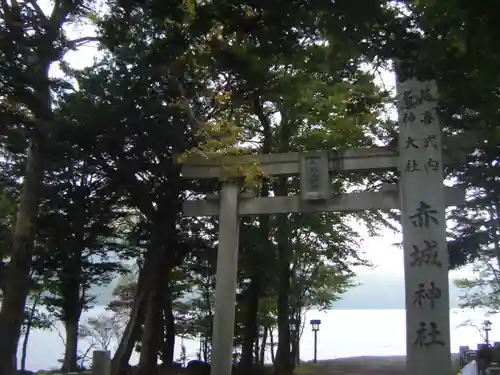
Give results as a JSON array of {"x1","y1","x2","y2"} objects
[{"x1": 300, "y1": 151, "x2": 330, "y2": 201}]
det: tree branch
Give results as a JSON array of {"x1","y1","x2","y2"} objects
[
  {"x1": 1, "y1": 0, "x2": 21, "y2": 33},
  {"x1": 66, "y1": 36, "x2": 100, "y2": 50},
  {"x1": 458, "y1": 319, "x2": 487, "y2": 341},
  {"x1": 49, "y1": 0, "x2": 73, "y2": 29},
  {"x1": 53, "y1": 323, "x2": 67, "y2": 345},
  {"x1": 26, "y1": 0, "x2": 48, "y2": 23}
]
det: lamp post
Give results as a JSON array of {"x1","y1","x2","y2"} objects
[
  {"x1": 483, "y1": 320, "x2": 493, "y2": 345},
  {"x1": 310, "y1": 319, "x2": 321, "y2": 363}
]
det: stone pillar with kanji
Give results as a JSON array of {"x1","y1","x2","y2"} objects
[{"x1": 397, "y1": 66, "x2": 451, "y2": 375}]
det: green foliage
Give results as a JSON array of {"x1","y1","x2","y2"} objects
[
  {"x1": 455, "y1": 260, "x2": 500, "y2": 313},
  {"x1": 22, "y1": 307, "x2": 52, "y2": 332},
  {"x1": 32, "y1": 139, "x2": 129, "y2": 321}
]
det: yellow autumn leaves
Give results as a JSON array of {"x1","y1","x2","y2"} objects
[{"x1": 177, "y1": 119, "x2": 265, "y2": 188}]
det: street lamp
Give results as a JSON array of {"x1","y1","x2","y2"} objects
[
  {"x1": 310, "y1": 319, "x2": 321, "y2": 363},
  {"x1": 483, "y1": 320, "x2": 493, "y2": 345}
]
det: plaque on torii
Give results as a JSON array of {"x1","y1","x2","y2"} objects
[{"x1": 182, "y1": 81, "x2": 465, "y2": 375}]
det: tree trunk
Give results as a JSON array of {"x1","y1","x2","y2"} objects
[
  {"x1": 259, "y1": 327, "x2": 267, "y2": 366},
  {"x1": 20, "y1": 295, "x2": 40, "y2": 371},
  {"x1": 0, "y1": 141, "x2": 44, "y2": 375},
  {"x1": 274, "y1": 196, "x2": 292, "y2": 374},
  {"x1": 290, "y1": 329, "x2": 297, "y2": 369},
  {"x1": 20, "y1": 330, "x2": 29, "y2": 372},
  {"x1": 241, "y1": 95, "x2": 273, "y2": 372},
  {"x1": 162, "y1": 284, "x2": 175, "y2": 366},
  {"x1": 296, "y1": 339, "x2": 300, "y2": 366},
  {"x1": 137, "y1": 207, "x2": 179, "y2": 375},
  {"x1": 241, "y1": 280, "x2": 260, "y2": 370},
  {"x1": 60, "y1": 239, "x2": 84, "y2": 373},
  {"x1": 269, "y1": 328, "x2": 275, "y2": 364},
  {"x1": 295, "y1": 311, "x2": 303, "y2": 367},
  {"x1": 62, "y1": 318, "x2": 80, "y2": 372},
  {"x1": 136, "y1": 285, "x2": 163, "y2": 375},
  {"x1": 254, "y1": 332, "x2": 260, "y2": 364},
  {"x1": 202, "y1": 276, "x2": 213, "y2": 363},
  {"x1": 111, "y1": 265, "x2": 150, "y2": 375},
  {"x1": 274, "y1": 119, "x2": 293, "y2": 374},
  {"x1": 203, "y1": 336, "x2": 210, "y2": 363},
  {"x1": 241, "y1": 210, "x2": 272, "y2": 372},
  {"x1": 489, "y1": 204, "x2": 500, "y2": 273}
]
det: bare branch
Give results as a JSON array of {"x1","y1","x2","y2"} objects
[
  {"x1": 66, "y1": 36, "x2": 100, "y2": 50},
  {"x1": 53, "y1": 324, "x2": 67, "y2": 345},
  {"x1": 80, "y1": 313, "x2": 125, "y2": 351},
  {"x1": 25, "y1": 0, "x2": 48, "y2": 23},
  {"x1": 457, "y1": 319, "x2": 487, "y2": 341},
  {"x1": 78, "y1": 343, "x2": 95, "y2": 368}
]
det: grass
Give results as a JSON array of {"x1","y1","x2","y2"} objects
[{"x1": 293, "y1": 357, "x2": 462, "y2": 375}]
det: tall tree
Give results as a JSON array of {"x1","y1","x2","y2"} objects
[
  {"x1": 0, "y1": 1, "x2": 96, "y2": 372},
  {"x1": 33, "y1": 116, "x2": 128, "y2": 371}
]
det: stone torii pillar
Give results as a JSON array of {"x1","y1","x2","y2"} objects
[{"x1": 208, "y1": 182, "x2": 240, "y2": 375}]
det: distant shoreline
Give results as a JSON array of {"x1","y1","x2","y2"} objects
[{"x1": 21, "y1": 309, "x2": 487, "y2": 371}]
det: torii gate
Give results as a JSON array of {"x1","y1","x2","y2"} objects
[{"x1": 181, "y1": 77, "x2": 463, "y2": 375}]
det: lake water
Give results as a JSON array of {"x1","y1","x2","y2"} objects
[{"x1": 21, "y1": 307, "x2": 498, "y2": 371}]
